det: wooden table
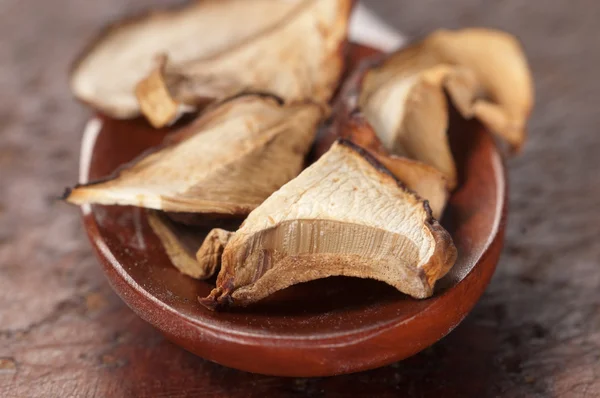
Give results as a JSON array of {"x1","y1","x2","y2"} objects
[{"x1": 1, "y1": 0, "x2": 599, "y2": 396}]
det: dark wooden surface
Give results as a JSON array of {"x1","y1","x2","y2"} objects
[{"x1": 1, "y1": 0, "x2": 598, "y2": 397}]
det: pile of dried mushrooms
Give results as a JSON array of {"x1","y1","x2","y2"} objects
[{"x1": 66, "y1": 0, "x2": 533, "y2": 310}]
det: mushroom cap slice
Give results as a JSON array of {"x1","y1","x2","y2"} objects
[
  {"x1": 360, "y1": 28, "x2": 533, "y2": 170},
  {"x1": 201, "y1": 140, "x2": 457, "y2": 309},
  {"x1": 64, "y1": 94, "x2": 326, "y2": 215},
  {"x1": 328, "y1": 112, "x2": 449, "y2": 219},
  {"x1": 137, "y1": 0, "x2": 353, "y2": 127},
  {"x1": 70, "y1": 0, "x2": 306, "y2": 118}
]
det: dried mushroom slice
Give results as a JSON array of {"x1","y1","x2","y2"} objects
[
  {"x1": 135, "y1": 55, "x2": 184, "y2": 129},
  {"x1": 148, "y1": 211, "x2": 232, "y2": 279},
  {"x1": 147, "y1": 211, "x2": 214, "y2": 279},
  {"x1": 70, "y1": 0, "x2": 306, "y2": 118},
  {"x1": 360, "y1": 63, "x2": 464, "y2": 189},
  {"x1": 64, "y1": 94, "x2": 326, "y2": 215},
  {"x1": 329, "y1": 113, "x2": 449, "y2": 219},
  {"x1": 360, "y1": 28, "x2": 533, "y2": 175},
  {"x1": 137, "y1": 0, "x2": 353, "y2": 127},
  {"x1": 375, "y1": 155, "x2": 449, "y2": 221},
  {"x1": 200, "y1": 140, "x2": 457, "y2": 310},
  {"x1": 195, "y1": 228, "x2": 234, "y2": 278}
]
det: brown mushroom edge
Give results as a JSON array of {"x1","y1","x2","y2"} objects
[
  {"x1": 69, "y1": 0, "x2": 316, "y2": 118},
  {"x1": 61, "y1": 93, "x2": 325, "y2": 217},
  {"x1": 133, "y1": 0, "x2": 354, "y2": 128},
  {"x1": 69, "y1": 1, "x2": 201, "y2": 118},
  {"x1": 199, "y1": 139, "x2": 457, "y2": 311}
]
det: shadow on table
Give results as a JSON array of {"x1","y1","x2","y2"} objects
[{"x1": 105, "y1": 312, "x2": 522, "y2": 398}]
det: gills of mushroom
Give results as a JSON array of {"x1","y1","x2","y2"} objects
[
  {"x1": 359, "y1": 28, "x2": 534, "y2": 176},
  {"x1": 64, "y1": 94, "x2": 326, "y2": 216},
  {"x1": 200, "y1": 140, "x2": 457, "y2": 310},
  {"x1": 70, "y1": 0, "x2": 313, "y2": 119},
  {"x1": 327, "y1": 111, "x2": 449, "y2": 219},
  {"x1": 136, "y1": 0, "x2": 353, "y2": 127}
]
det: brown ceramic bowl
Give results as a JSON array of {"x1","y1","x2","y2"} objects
[{"x1": 77, "y1": 45, "x2": 506, "y2": 377}]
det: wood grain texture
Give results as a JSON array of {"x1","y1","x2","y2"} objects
[{"x1": 1, "y1": 0, "x2": 599, "y2": 396}]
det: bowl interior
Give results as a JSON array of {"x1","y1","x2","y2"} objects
[
  {"x1": 82, "y1": 107, "x2": 503, "y2": 340},
  {"x1": 77, "y1": 44, "x2": 505, "y2": 376}
]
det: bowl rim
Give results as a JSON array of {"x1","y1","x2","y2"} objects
[{"x1": 77, "y1": 113, "x2": 507, "y2": 376}]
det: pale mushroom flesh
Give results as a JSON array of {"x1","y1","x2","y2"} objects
[
  {"x1": 200, "y1": 140, "x2": 457, "y2": 310},
  {"x1": 359, "y1": 28, "x2": 534, "y2": 180},
  {"x1": 325, "y1": 111, "x2": 450, "y2": 219},
  {"x1": 70, "y1": 0, "x2": 308, "y2": 118},
  {"x1": 64, "y1": 94, "x2": 326, "y2": 216},
  {"x1": 136, "y1": 0, "x2": 353, "y2": 127}
]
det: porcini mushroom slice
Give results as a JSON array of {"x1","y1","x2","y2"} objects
[
  {"x1": 195, "y1": 228, "x2": 234, "y2": 278},
  {"x1": 327, "y1": 112, "x2": 449, "y2": 219},
  {"x1": 200, "y1": 140, "x2": 457, "y2": 310},
  {"x1": 360, "y1": 28, "x2": 533, "y2": 172},
  {"x1": 375, "y1": 156, "x2": 449, "y2": 221},
  {"x1": 64, "y1": 94, "x2": 326, "y2": 215},
  {"x1": 147, "y1": 211, "x2": 213, "y2": 279},
  {"x1": 137, "y1": 0, "x2": 353, "y2": 127},
  {"x1": 148, "y1": 211, "x2": 233, "y2": 279},
  {"x1": 70, "y1": 0, "x2": 308, "y2": 118},
  {"x1": 360, "y1": 63, "x2": 464, "y2": 189}
]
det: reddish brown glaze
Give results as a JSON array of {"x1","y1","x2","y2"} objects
[{"x1": 80, "y1": 45, "x2": 506, "y2": 377}]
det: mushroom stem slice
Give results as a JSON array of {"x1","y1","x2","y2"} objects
[
  {"x1": 200, "y1": 140, "x2": 457, "y2": 310},
  {"x1": 135, "y1": 0, "x2": 353, "y2": 127},
  {"x1": 64, "y1": 94, "x2": 326, "y2": 216},
  {"x1": 70, "y1": 0, "x2": 307, "y2": 118},
  {"x1": 147, "y1": 211, "x2": 213, "y2": 279}
]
